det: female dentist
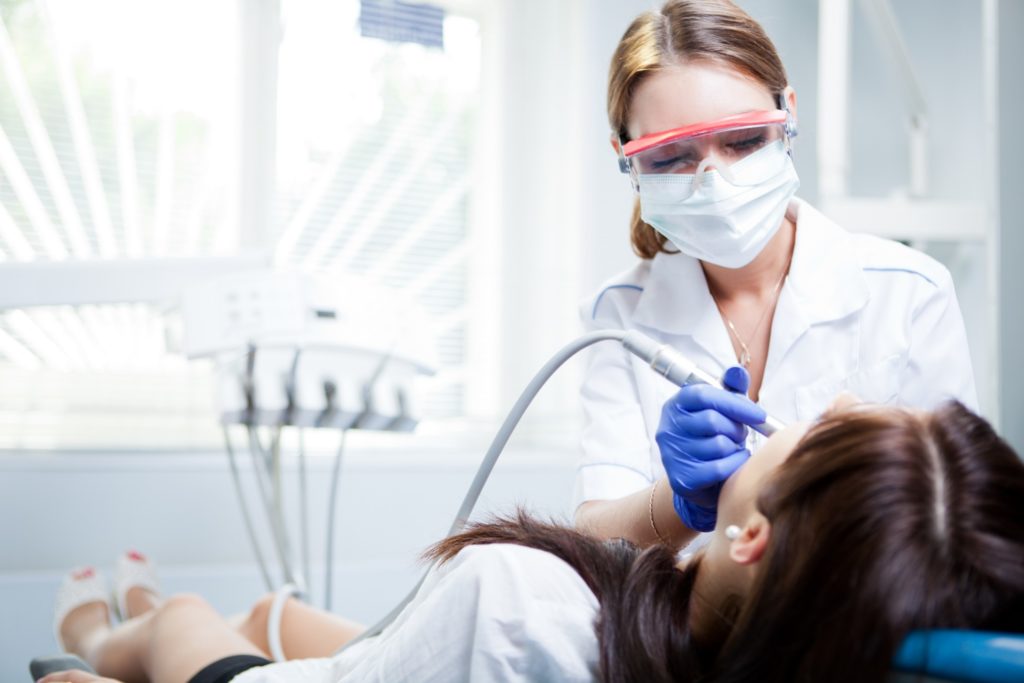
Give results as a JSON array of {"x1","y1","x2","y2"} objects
[{"x1": 574, "y1": 0, "x2": 976, "y2": 549}]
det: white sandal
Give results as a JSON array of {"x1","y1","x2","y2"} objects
[
  {"x1": 113, "y1": 549, "x2": 161, "y2": 621},
  {"x1": 53, "y1": 566, "x2": 110, "y2": 652}
]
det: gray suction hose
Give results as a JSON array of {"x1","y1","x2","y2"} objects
[{"x1": 335, "y1": 329, "x2": 784, "y2": 653}]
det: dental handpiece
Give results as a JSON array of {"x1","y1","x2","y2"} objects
[{"x1": 621, "y1": 330, "x2": 786, "y2": 436}]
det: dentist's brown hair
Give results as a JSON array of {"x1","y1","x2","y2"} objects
[{"x1": 608, "y1": 0, "x2": 789, "y2": 259}]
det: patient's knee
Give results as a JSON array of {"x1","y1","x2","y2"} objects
[
  {"x1": 238, "y1": 593, "x2": 277, "y2": 650},
  {"x1": 151, "y1": 593, "x2": 216, "y2": 628},
  {"x1": 163, "y1": 592, "x2": 211, "y2": 611}
]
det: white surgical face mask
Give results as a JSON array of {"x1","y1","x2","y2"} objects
[{"x1": 637, "y1": 141, "x2": 800, "y2": 269}]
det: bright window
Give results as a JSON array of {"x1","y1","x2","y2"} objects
[
  {"x1": 0, "y1": 0, "x2": 481, "y2": 448},
  {"x1": 272, "y1": 0, "x2": 480, "y2": 420}
]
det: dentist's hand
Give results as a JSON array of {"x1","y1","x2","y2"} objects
[{"x1": 656, "y1": 366, "x2": 767, "y2": 532}]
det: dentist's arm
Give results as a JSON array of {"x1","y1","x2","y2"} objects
[
  {"x1": 577, "y1": 367, "x2": 764, "y2": 543},
  {"x1": 575, "y1": 476, "x2": 696, "y2": 550}
]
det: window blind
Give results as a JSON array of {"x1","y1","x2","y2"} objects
[{"x1": 0, "y1": 0, "x2": 480, "y2": 447}]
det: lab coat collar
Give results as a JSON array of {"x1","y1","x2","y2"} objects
[
  {"x1": 632, "y1": 243, "x2": 713, "y2": 336},
  {"x1": 632, "y1": 197, "x2": 869, "y2": 338},
  {"x1": 630, "y1": 231, "x2": 743, "y2": 372},
  {"x1": 783, "y1": 198, "x2": 869, "y2": 324}
]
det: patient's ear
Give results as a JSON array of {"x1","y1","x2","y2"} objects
[{"x1": 729, "y1": 515, "x2": 771, "y2": 566}]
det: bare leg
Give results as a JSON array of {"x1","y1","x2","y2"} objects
[
  {"x1": 59, "y1": 602, "x2": 127, "y2": 678},
  {"x1": 235, "y1": 593, "x2": 366, "y2": 659},
  {"x1": 144, "y1": 595, "x2": 267, "y2": 682},
  {"x1": 63, "y1": 584, "x2": 365, "y2": 682},
  {"x1": 62, "y1": 582, "x2": 166, "y2": 682},
  {"x1": 64, "y1": 593, "x2": 266, "y2": 683}
]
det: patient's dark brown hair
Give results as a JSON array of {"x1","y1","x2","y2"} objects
[{"x1": 426, "y1": 402, "x2": 1024, "y2": 682}]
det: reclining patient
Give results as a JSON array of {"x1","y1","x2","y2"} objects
[{"x1": 41, "y1": 400, "x2": 1024, "y2": 683}]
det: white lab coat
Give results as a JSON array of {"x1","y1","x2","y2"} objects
[
  {"x1": 575, "y1": 198, "x2": 977, "y2": 507},
  {"x1": 231, "y1": 544, "x2": 600, "y2": 683}
]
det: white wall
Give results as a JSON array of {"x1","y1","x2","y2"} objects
[
  {"x1": 997, "y1": 0, "x2": 1024, "y2": 449},
  {"x1": 845, "y1": 0, "x2": 997, "y2": 418},
  {"x1": 482, "y1": 0, "x2": 648, "y2": 427}
]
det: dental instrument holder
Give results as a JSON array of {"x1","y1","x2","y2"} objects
[
  {"x1": 225, "y1": 342, "x2": 426, "y2": 596},
  {"x1": 339, "y1": 329, "x2": 785, "y2": 652}
]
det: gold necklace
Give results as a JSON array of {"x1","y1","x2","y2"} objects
[{"x1": 714, "y1": 271, "x2": 787, "y2": 368}]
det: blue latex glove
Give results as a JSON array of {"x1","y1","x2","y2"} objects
[{"x1": 656, "y1": 366, "x2": 767, "y2": 532}]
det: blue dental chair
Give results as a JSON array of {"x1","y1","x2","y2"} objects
[
  {"x1": 888, "y1": 631, "x2": 1024, "y2": 683},
  {"x1": 29, "y1": 630, "x2": 1024, "y2": 682}
]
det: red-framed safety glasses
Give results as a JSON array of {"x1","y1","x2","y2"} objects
[{"x1": 617, "y1": 109, "x2": 796, "y2": 193}]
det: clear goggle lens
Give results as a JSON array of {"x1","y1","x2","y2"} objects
[{"x1": 621, "y1": 118, "x2": 792, "y2": 196}]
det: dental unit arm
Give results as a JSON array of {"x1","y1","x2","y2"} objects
[{"x1": 336, "y1": 329, "x2": 785, "y2": 651}]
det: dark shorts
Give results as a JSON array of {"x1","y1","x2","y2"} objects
[{"x1": 187, "y1": 654, "x2": 273, "y2": 683}]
